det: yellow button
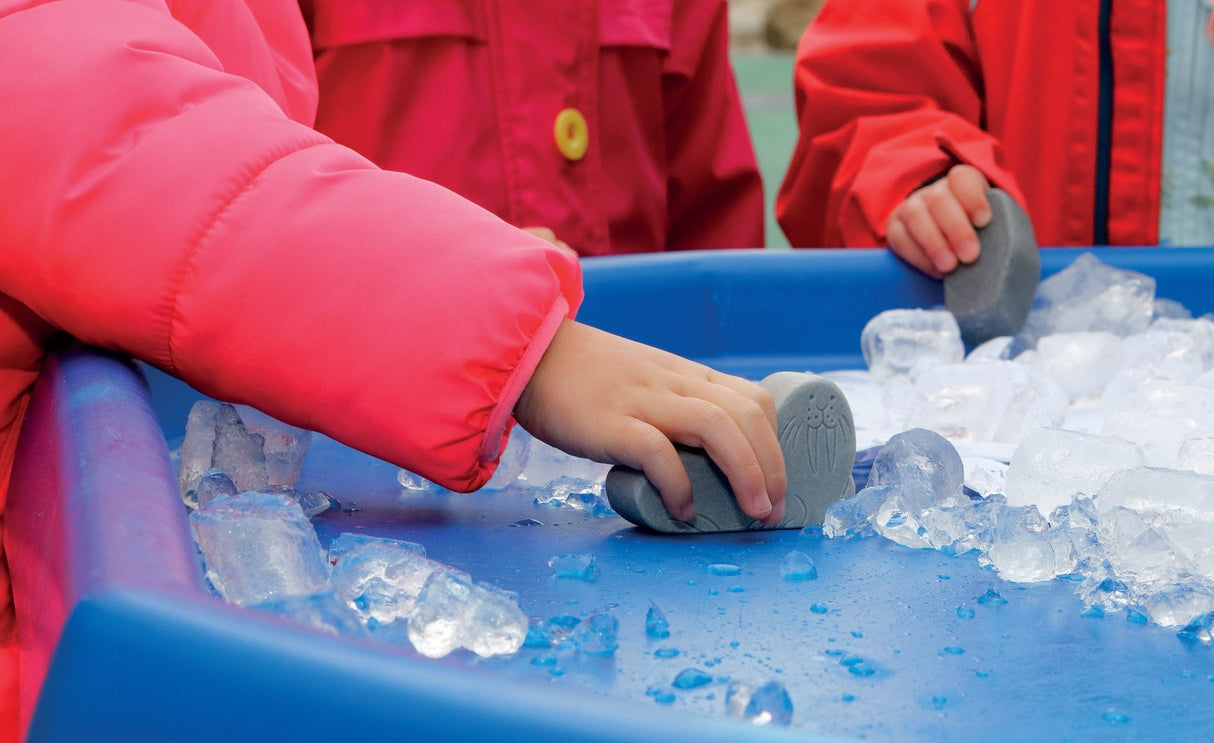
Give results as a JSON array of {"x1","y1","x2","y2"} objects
[{"x1": 554, "y1": 108, "x2": 589, "y2": 162}]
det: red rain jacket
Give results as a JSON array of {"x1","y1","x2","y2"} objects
[
  {"x1": 777, "y1": 0, "x2": 1167, "y2": 249},
  {"x1": 0, "y1": 1, "x2": 581, "y2": 736},
  {"x1": 302, "y1": 0, "x2": 765, "y2": 255}
]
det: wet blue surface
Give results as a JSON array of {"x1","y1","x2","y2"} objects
[{"x1": 303, "y1": 433, "x2": 1214, "y2": 742}]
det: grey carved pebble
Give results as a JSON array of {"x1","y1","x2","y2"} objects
[
  {"x1": 944, "y1": 188, "x2": 1041, "y2": 348},
  {"x1": 605, "y1": 371, "x2": 856, "y2": 534}
]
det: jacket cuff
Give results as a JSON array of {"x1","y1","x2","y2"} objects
[{"x1": 478, "y1": 295, "x2": 571, "y2": 464}]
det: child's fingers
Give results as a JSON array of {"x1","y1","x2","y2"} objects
[
  {"x1": 675, "y1": 376, "x2": 788, "y2": 523},
  {"x1": 886, "y1": 217, "x2": 943, "y2": 278},
  {"x1": 925, "y1": 190, "x2": 981, "y2": 265},
  {"x1": 642, "y1": 393, "x2": 776, "y2": 523},
  {"x1": 608, "y1": 417, "x2": 697, "y2": 521},
  {"x1": 705, "y1": 370, "x2": 778, "y2": 427},
  {"x1": 898, "y1": 195, "x2": 958, "y2": 274},
  {"x1": 946, "y1": 165, "x2": 993, "y2": 227}
]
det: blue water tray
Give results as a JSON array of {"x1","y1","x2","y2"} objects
[{"x1": 11, "y1": 248, "x2": 1214, "y2": 742}]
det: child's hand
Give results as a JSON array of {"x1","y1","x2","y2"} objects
[
  {"x1": 885, "y1": 164, "x2": 992, "y2": 278},
  {"x1": 514, "y1": 319, "x2": 788, "y2": 525}
]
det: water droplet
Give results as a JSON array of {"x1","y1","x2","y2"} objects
[
  {"x1": 729, "y1": 640, "x2": 740, "y2": 649},
  {"x1": 708, "y1": 588, "x2": 719, "y2": 596},
  {"x1": 938, "y1": 574, "x2": 950, "y2": 580},
  {"x1": 672, "y1": 668, "x2": 714, "y2": 690},
  {"x1": 531, "y1": 654, "x2": 558, "y2": 667},
  {"x1": 848, "y1": 664, "x2": 875, "y2": 676},
  {"x1": 932, "y1": 695, "x2": 947, "y2": 708},
  {"x1": 851, "y1": 630, "x2": 863, "y2": 638},
  {"x1": 654, "y1": 647, "x2": 680, "y2": 659},
  {"x1": 728, "y1": 585, "x2": 745, "y2": 593},
  {"x1": 943, "y1": 646, "x2": 965, "y2": 655},
  {"x1": 975, "y1": 670, "x2": 991, "y2": 678},
  {"x1": 839, "y1": 655, "x2": 863, "y2": 666},
  {"x1": 956, "y1": 606, "x2": 975, "y2": 619},
  {"x1": 1101, "y1": 709, "x2": 1130, "y2": 725},
  {"x1": 708, "y1": 563, "x2": 742, "y2": 576},
  {"x1": 653, "y1": 690, "x2": 675, "y2": 704},
  {"x1": 841, "y1": 693, "x2": 855, "y2": 702},
  {"x1": 548, "y1": 667, "x2": 565, "y2": 677},
  {"x1": 810, "y1": 603, "x2": 829, "y2": 614}
]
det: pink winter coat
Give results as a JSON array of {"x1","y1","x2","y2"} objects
[
  {"x1": 302, "y1": 0, "x2": 765, "y2": 255},
  {"x1": 0, "y1": 1, "x2": 581, "y2": 737}
]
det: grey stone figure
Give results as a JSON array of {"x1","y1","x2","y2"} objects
[
  {"x1": 944, "y1": 188, "x2": 1041, "y2": 348},
  {"x1": 606, "y1": 372, "x2": 856, "y2": 533}
]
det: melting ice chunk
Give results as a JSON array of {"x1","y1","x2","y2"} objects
[
  {"x1": 329, "y1": 533, "x2": 438, "y2": 627},
  {"x1": 1003, "y1": 428, "x2": 1144, "y2": 518},
  {"x1": 860, "y1": 308, "x2": 964, "y2": 381},
  {"x1": 725, "y1": 680, "x2": 793, "y2": 726},
  {"x1": 190, "y1": 491, "x2": 330, "y2": 606}
]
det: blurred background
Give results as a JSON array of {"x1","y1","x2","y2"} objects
[{"x1": 727, "y1": 0, "x2": 825, "y2": 248}]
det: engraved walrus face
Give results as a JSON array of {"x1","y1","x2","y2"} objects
[{"x1": 764, "y1": 372, "x2": 857, "y2": 527}]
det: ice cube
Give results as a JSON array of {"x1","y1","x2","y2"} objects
[
  {"x1": 190, "y1": 491, "x2": 330, "y2": 606},
  {"x1": 1003, "y1": 428, "x2": 1144, "y2": 518},
  {"x1": 861, "y1": 308, "x2": 965, "y2": 382},
  {"x1": 179, "y1": 401, "x2": 268, "y2": 499},
  {"x1": 866, "y1": 428, "x2": 967, "y2": 508},
  {"x1": 961, "y1": 456, "x2": 1008, "y2": 498},
  {"x1": 1179, "y1": 437, "x2": 1214, "y2": 475},
  {"x1": 725, "y1": 680, "x2": 793, "y2": 727},
  {"x1": 1025, "y1": 331, "x2": 1126, "y2": 403},
  {"x1": 234, "y1": 404, "x2": 313, "y2": 488},
  {"x1": 520, "y1": 435, "x2": 611, "y2": 488},
  {"x1": 978, "y1": 505, "x2": 1057, "y2": 582},
  {"x1": 1019, "y1": 252, "x2": 1155, "y2": 343},
  {"x1": 905, "y1": 360, "x2": 1066, "y2": 445},
  {"x1": 573, "y1": 609, "x2": 619, "y2": 656},
  {"x1": 823, "y1": 486, "x2": 889, "y2": 539},
  {"x1": 328, "y1": 533, "x2": 439, "y2": 627},
  {"x1": 407, "y1": 569, "x2": 475, "y2": 658},
  {"x1": 193, "y1": 468, "x2": 238, "y2": 510},
  {"x1": 462, "y1": 582, "x2": 529, "y2": 658}
]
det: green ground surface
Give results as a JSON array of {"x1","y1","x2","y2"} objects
[{"x1": 731, "y1": 52, "x2": 798, "y2": 249}]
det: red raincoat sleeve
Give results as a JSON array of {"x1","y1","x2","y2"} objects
[
  {"x1": 775, "y1": 0, "x2": 1025, "y2": 248},
  {"x1": 0, "y1": 0, "x2": 582, "y2": 492},
  {"x1": 663, "y1": 0, "x2": 765, "y2": 250}
]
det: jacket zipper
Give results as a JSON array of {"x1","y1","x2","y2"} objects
[{"x1": 1094, "y1": 0, "x2": 1113, "y2": 245}]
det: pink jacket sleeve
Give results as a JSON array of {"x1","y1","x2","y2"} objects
[
  {"x1": 775, "y1": 0, "x2": 1023, "y2": 248},
  {"x1": 0, "y1": 0, "x2": 582, "y2": 491}
]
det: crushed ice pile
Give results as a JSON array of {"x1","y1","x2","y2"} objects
[
  {"x1": 826, "y1": 252, "x2": 1214, "y2": 632},
  {"x1": 182, "y1": 402, "x2": 529, "y2": 659}
]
